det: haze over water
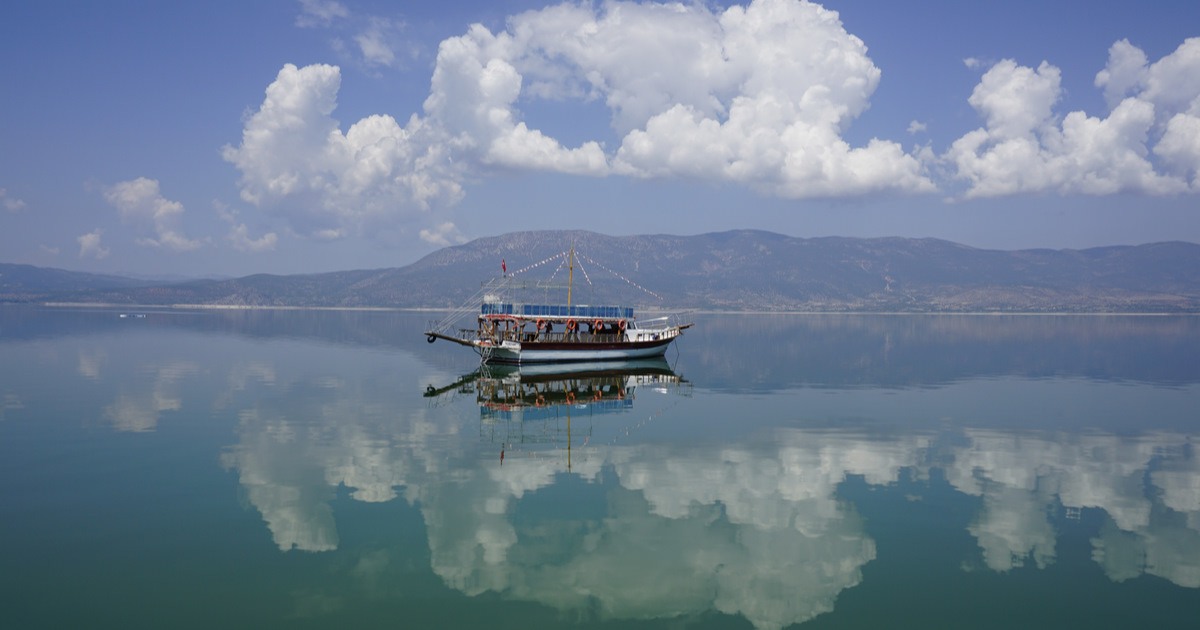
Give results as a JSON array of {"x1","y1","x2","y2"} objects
[{"x1": 2, "y1": 307, "x2": 1197, "y2": 628}]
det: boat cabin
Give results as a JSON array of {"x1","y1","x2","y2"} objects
[{"x1": 479, "y1": 301, "x2": 637, "y2": 343}]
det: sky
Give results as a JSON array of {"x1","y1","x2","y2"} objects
[{"x1": 1, "y1": 0, "x2": 1199, "y2": 277}]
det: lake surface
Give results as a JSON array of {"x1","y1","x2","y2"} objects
[{"x1": 2, "y1": 307, "x2": 1198, "y2": 629}]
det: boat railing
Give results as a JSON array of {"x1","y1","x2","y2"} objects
[
  {"x1": 473, "y1": 329, "x2": 632, "y2": 344},
  {"x1": 528, "y1": 331, "x2": 628, "y2": 344},
  {"x1": 427, "y1": 276, "x2": 517, "y2": 336},
  {"x1": 635, "y1": 311, "x2": 693, "y2": 331},
  {"x1": 441, "y1": 310, "x2": 692, "y2": 346}
]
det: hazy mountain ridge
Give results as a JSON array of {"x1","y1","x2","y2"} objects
[
  {"x1": 0, "y1": 262, "x2": 158, "y2": 301},
  {"x1": 6, "y1": 231, "x2": 1200, "y2": 312}
]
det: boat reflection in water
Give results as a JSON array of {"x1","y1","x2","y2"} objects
[{"x1": 427, "y1": 358, "x2": 690, "y2": 469}]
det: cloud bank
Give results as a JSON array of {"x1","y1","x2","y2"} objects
[
  {"x1": 225, "y1": 0, "x2": 934, "y2": 239},
  {"x1": 224, "y1": 2, "x2": 1200, "y2": 242}
]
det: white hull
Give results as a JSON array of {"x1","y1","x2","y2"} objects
[
  {"x1": 480, "y1": 339, "x2": 673, "y2": 364},
  {"x1": 467, "y1": 326, "x2": 683, "y2": 364}
]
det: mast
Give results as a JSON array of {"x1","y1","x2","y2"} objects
[{"x1": 567, "y1": 242, "x2": 574, "y2": 306}]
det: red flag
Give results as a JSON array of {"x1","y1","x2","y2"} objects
[{"x1": 502, "y1": 259, "x2": 506, "y2": 273}]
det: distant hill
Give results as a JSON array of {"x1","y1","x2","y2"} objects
[
  {"x1": 0, "y1": 262, "x2": 158, "y2": 302},
  {"x1": 7, "y1": 230, "x2": 1200, "y2": 312}
]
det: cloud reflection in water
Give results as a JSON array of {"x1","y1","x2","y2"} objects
[{"x1": 214, "y1": 359, "x2": 1200, "y2": 628}]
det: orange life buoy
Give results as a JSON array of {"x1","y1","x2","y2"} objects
[
  {"x1": 618, "y1": 320, "x2": 626, "y2": 331},
  {"x1": 566, "y1": 392, "x2": 575, "y2": 403},
  {"x1": 593, "y1": 319, "x2": 603, "y2": 331},
  {"x1": 593, "y1": 391, "x2": 601, "y2": 401},
  {"x1": 536, "y1": 395, "x2": 545, "y2": 406},
  {"x1": 537, "y1": 319, "x2": 546, "y2": 330},
  {"x1": 566, "y1": 319, "x2": 577, "y2": 331}
]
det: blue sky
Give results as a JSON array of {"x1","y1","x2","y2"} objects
[{"x1": 2, "y1": 0, "x2": 1198, "y2": 277}]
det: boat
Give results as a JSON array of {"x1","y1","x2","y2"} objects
[
  {"x1": 424, "y1": 357, "x2": 687, "y2": 412},
  {"x1": 424, "y1": 246, "x2": 691, "y2": 364},
  {"x1": 424, "y1": 358, "x2": 692, "y2": 469}
]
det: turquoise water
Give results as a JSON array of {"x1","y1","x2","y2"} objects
[{"x1": 1, "y1": 307, "x2": 1198, "y2": 628}]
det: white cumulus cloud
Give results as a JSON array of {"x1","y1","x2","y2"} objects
[
  {"x1": 606, "y1": 0, "x2": 932, "y2": 196},
  {"x1": 77, "y1": 229, "x2": 110, "y2": 260},
  {"x1": 1095, "y1": 38, "x2": 1200, "y2": 116},
  {"x1": 103, "y1": 178, "x2": 204, "y2": 251},
  {"x1": 1102, "y1": 37, "x2": 1200, "y2": 189},
  {"x1": 433, "y1": 0, "x2": 932, "y2": 196},
  {"x1": 222, "y1": 63, "x2": 465, "y2": 240},
  {"x1": 423, "y1": 22, "x2": 611, "y2": 176},
  {"x1": 1155, "y1": 112, "x2": 1200, "y2": 185},
  {"x1": 946, "y1": 38, "x2": 1200, "y2": 197}
]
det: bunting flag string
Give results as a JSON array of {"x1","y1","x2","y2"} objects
[
  {"x1": 507, "y1": 250, "x2": 567, "y2": 277},
  {"x1": 504, "y1": 249, "x2": 661, "y2": 301},
  {"x1": 546, "y1": 256, "x2": 564, "y2": 283},
  {"x1": 577, "y1": 252, "x2": 664, "y2": 300}
]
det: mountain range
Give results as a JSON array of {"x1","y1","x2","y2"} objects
[{"x1": 4, "y1": 230, "x2": 1200, "y2": 312}]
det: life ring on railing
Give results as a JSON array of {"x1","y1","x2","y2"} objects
[
  {"x1": 566, "y1": 392, "x2": 575, "y2": 403},
  {"x1": 536, "y1": 395, "x2": 545, "y2": 406},
  {"x1": 618, "y1": 320, "x2": 626, "y2": 331},
  {"x1": 593, "y1": 319, "x2": 603, "y2": 331},
  {"x1": 536, "y1": 319, "x2": 546, "y2": 330},
  {"x1": 593, "y1": 391, "x2": 602, "y2": 401},
  {"x1": 566, "y1": 319, "x2": 577, "y2": 331}
]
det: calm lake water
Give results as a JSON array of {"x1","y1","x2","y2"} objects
[{"x1": 2, "y1": 306, "x2": 1198, "y2": 629}]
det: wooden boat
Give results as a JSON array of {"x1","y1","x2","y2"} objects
[
  {"x1": 423, "y1": 357, "x2": 686, "y2": 412},
  {"x1": 423, "y1": 358, "x2": 691, "y2": 470},
  {"x1": 424, "y1": 246, "x2": 691, "y2": 364}
]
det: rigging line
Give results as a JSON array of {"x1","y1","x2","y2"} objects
[
  {"x1": 577, "y1": 252, "x2": 664, "y2": 301},
  {"x1": 431, "y1": 273, "x2": 515, "y2": 334},
  {"x1": 576, "y1": 256, "x2": 594, "y2": 287}
]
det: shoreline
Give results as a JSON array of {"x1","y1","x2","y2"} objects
[{"x1": 25, "y1": 302, "x2": 1200, "y2": 316}]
